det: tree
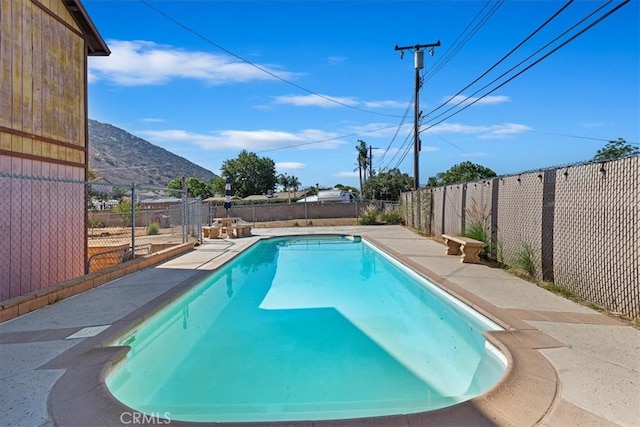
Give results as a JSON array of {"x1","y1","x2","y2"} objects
[
  {"x1": 288, "y1": 175, "x2": 301, "y2": 192},
  {"x1": 211, "y1": 176, "x2": 225, "y2": 196},
  {"x1": 335, "y1": 183, "x2": 360, "y2": 197},
  {"x1": 220, "y1": 150, "x2": 277, "y2": 198},
  {"x1": 88, "y1": 166, "x2": 98, "y2": 181},
  {"x1": 361, "y1": 168, "x2": 413, "y2": 201},
  {"x1": 277, "y1": 173, "x2": 301, "y2": 202},
  {"x1": 593, "y1": 138, "x2": 639, "y2": 161},
  {"x1": 112, "y1": 198, "x2": 136, "y2": 227},
  {"x1": 356, "y1": 139, "x2": 369, "y2": 195},
  {"x1": 276, "y1": 173, "x2": 292, "y2": 193},
  {"x1": 429, "y1": 161, "x2": 497, "y2": 186},
  {"x1": 167, "y1": 177, "x2": 213, "y2": 198},
  {"x1": 187, "y1": 177, "x2": 214, "y2": 199}
]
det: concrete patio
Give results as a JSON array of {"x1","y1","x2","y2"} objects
[{"x1": 1, "y1": 225, "x2": 638, "y2": 426}]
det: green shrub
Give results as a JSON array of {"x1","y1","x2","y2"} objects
[
  {"x1": 359, "y1": 204, "x2": 379, "y2": 225},
  {"x1": 511, "y1": 241, "x2": 537, "y2": 277},
  {"x1": 463, "y1": 221, "x2": 489, "y2": 244},
  {"x1": 380, "y1": 207, "x2": 403, "y2": 224},
  {"x1": 147, "y1": 222, "x2": 159, "y2": 235},
  {"x1": 462, "y1": 198, "x2": 492, "y2": 255}
]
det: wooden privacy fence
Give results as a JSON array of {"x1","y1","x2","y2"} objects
[{"x1": 400, "y1": 155, "x2": 639, "y2": 319}]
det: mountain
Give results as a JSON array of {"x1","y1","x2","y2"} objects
[{"x1": 88, "y1": 119, "x2": 217, "y2": 187}]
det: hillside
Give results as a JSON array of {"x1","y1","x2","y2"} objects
[{"x1": 88, "y1": 119, "x2": 217, "y2": 187}]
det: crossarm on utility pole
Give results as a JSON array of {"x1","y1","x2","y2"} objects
[{"x1": 394, "y1": 40, "x2": 440, "y2": 190}]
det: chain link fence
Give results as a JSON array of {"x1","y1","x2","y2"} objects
[
  {"x1": 400, "y1": 155, "x2": 639, "y2": 319},
  {"x1": 1, "y1": 173, "x2": 201, "y2": 301}
]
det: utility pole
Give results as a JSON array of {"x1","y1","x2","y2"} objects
[
  {"x1": 395, "y1": 41, "x2": 440, "y2": 190},
  {"x1": 368, "y1": 145, "x2": 378, "y2": 178}
]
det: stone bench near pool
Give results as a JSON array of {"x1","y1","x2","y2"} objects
[{"x1": 442, "y1": 234, "x2": 486, "y2": 264}]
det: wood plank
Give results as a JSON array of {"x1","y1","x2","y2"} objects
[
  {"x1": 41, "y1": 13, "x2": 52, "y2": 140},
  {"x1": 22, "y1": 0, "x2": 34, "y2": 134},
  {"x1": 0, "y1": 0, "x2": 12, "y2": 128},
  {"x1": 51, "y1": 15, "x2": 60, "y2": 140},
  {"x1": 11, "y1": 0, "x2": 23, "y2": 130},
  {"x1": 32, "y1": 2, "x2": 43, "y2": 135}
]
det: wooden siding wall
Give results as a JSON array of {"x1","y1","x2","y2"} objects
[
  {"x1": 0, "y1": 0, "x2": 90, "y2": 298},
  {"x1": 0, "y1": 0, "x2": 87, "y2": 167}
]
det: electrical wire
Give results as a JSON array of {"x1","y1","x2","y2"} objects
[
  {"x1": 139, "y1": 0, "x2": 404, "y2": 119},
  {"x1": 379, "y1": 0, "x2": 503, "y2": 172},
  {"x1": 421, "y1": 0, "x2": 628, "y2": 133},
  {"x1": 425, "y1": 0, "x2": 505, "y2": 82},
  {"x1": 377, "y1": 93, "x2": 414, "y2": 165},
  {"x1": 425, "y1": 0, "x2": 574, "y2": 120},
  {"x1": 136, "y1": 0, "x2": 632, "y2": 171}
]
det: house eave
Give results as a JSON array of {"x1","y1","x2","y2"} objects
[{"x1": 62, "y1": 0, "x2": 110, "y2": 56}]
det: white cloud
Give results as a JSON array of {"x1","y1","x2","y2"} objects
[
  {"x1": 276, "y1": 162, "x2": 306, "y2": 171},
  {"x1": 344, "y1": 122, "x2": 411, "y2": 138},
  {"x1": 363, "y1": 100, "x2": 408, "y2": 109},
  {"x1": 334, "y1": 171, "x2": 359, "y2": 178},
  {"x1": 273, "y1": 94, "x2": 358, "y2": 108},
  {"x1": 426, "y1": 122, "x2": 531, "y2": 139},
  {"x1": 443, "y1": 94, "x2": 511, "y2": 106},
  {"x1": 88, "y1": 39, "x2": 295, "y2": 86},
  {"x1": 479, "y1": 123, "x2": 531, "y2": 139},
  {"x1": 272, "y1": 95, "x2": 407, "y2": 111},
  {"x1": 138, "y1": 128, "x2": 345, "y2": 151}
]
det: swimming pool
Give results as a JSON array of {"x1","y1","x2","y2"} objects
[{"x1": 106, "y1": 235, "x2": 506, "y2": 423}]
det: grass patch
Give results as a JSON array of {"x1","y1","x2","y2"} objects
[{"x1": 543, "y1": 282, "x2": 576, "y2": 299}]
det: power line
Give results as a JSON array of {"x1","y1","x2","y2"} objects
[
  {"x1": 526, "y1": 130, "x2": 638, "y2": 145},
  {"x1": 252, "y1": 123, "x2": 402, "y2": 153},
  {"x1": 425, "y1": 0, "x2": 574, "y2": 120},
  {"x1": 394, "y1": 41, "x2": 441, "y2": 189},
  {"x1": 377, "y1": 93, "x2": 414, "y2": 165},
  {"x1": 139, "y1": 0, "x2": 403, "y2": 119},
  {"x1": 378, "y1": 1, "x2": 502, "y2": 172},
  {"x1": 421, "y1": 0, "x2": 628, "y2": 133},
  {"x1": 425, "y1": 0, "x2": 505, "y2": 82}
]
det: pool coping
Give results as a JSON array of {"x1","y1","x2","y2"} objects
[{"x1": 43, "y1": 232, "x2": 563, "y2": 426}]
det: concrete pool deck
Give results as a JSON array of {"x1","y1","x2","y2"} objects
[{"x1": 1, "y1": 225, "x2": 638, "y2": 426}]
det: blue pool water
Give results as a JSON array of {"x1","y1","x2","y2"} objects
[{"x1": 106, "y1": 235, "x2": 506, "y2": 422}]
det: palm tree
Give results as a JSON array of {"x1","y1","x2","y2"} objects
[
  {"x1": 356, "y1": 139, "x2": 369, "y2": 195},
  {"x1": 289, "y1": 175, "x2": 300, "y2": 193},
  {"x1": 277, "y1": 173, "x2": 301, "y2": 203},
  {"x1": 277, "y1": 173, "x2": 288, "y2": 192}
]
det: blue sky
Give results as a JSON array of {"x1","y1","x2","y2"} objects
[{"x1": 84, "y1": 0, "x2": 639, "y2": 190}]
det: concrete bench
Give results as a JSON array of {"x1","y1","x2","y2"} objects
[
  {"x1": 233, "y1": 224, "x2": 252, "y2": 238},
  {"x1": 202, "y1": 226, "x2": 221, "y2": 239},
  {"x1": 442, "y1": 234, "x2": 486, "y2": 264}
]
